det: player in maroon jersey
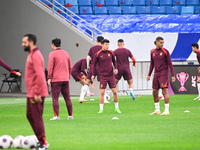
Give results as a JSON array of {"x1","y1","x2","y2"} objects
[
  {"x1": 114, "y1": 39, "x2": 136, "y2": 100},
  {"x1": 192, "y1": 43, "x2": 200, "y2": 100},
  {"x1": 71, "y1": 58, "x2": 95, "y2": 103},
  {"x1": 147, "y1": 37, "x2": 175, "y2": 115},
  {"x1": 92, "y1": 39, "x2": 121, "y2": 114}
]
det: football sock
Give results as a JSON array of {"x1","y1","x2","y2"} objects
[
  {"x1": 80, "y1": 85, "x2": 89, "y2": 100},
  {"x1": 155, "y1": 102, "x2": 160, "y2": 112},
  {"x1": 197, "y1": 83, "x2": 200, "y2": 97},
  {"x1": 100, "y1": 104, "x2": 104, "y2": 110},
  {"x1": 158, "y1": 89, "x2": 162, "y2": 97},
  {"x1": 115, "y1": 102, "x2": 119, "y2": 109},
  {"x1": 165, "y1": 103, "x2": 169, "y2": 112},
  {"x1": 87, "y1": 89, "x2": 91, "y2": 94},
  {"x1": 129, "y1": 88, "x2": 133, "y2": 91}
]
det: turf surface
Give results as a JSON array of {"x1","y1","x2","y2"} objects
[{"x1": 0, "y1": 94, "x2": 200, "y2": 150}]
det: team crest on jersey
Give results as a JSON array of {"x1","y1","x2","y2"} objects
[
  {"x1": 27, "y1": 56, "x2": 30, "y2": 62},
  {"x1": 30, "y1": 99, "x2": 35, "y2": 104},
  {"x1": 153, "y1": 53, "x2": 155, "y2": 56},
  {"x1": 161, "y1": 83, "x2": 163, "y2": 87},
  {"x1": 100, "y1": 55, "x2": 103, "y2": 58},
  {"x1": 160, "y1": 52, "x2": 162, "y2": 56},
  {"x1": 108, "y1": 53, "x2": 110, "y2": 57}
]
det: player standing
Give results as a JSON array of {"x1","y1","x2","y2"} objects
[
  {"x1": 71, "y1": 58, "x2": 95, "y2": 103},
  {"x1": 48, "y1": 38, "x2": 73, "y2": 120},
  {"x1": 147, "y1": 37, "x2": 175, "y2": 115},
  {"x1": 0, "y1": 58, "x2": 21, "y2": 76},
  {"x1": 114, "y1": 39, "x2": 136, "y2": 100},
  {"x1": 92, "y1": 39, "x2": 121, "y2": 113},
  {"x1": 191, "y1": 43, "x2": 200, "y2": 100},
  {"x1": 22, "y1": 34, "x2": 49, "y2": 150}
]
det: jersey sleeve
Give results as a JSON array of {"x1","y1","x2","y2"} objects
[
  {"x1": 81, "y1": 59, "x2": 87, "y2": 76},
  {"x1": 47, "y1": 53, "x2": 54, "y2": 79},
  {"x1": 0, "y1": 58, "x2": 17, "y2": 74},
  {"x1": 148, "y1": 52, "x2": 154, "y2": 76},
  {"x1": 166, "y1": 50, "x2": 175, "y2": 77},
  {"x1": 92, "y1": 53, "x2": 98, "y2": 76}
]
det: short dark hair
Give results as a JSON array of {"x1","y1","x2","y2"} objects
[
  {"x1": 192, "y1": 43, "x2": 199, "y2": 49},
  {"x1": 97, "y1": 36, "x2": 104, "y2": 42},
  {"x1": 24, "y1": 34, "x2": 37, "y2": 45},
  {"x1": 154, "y1": 37, "x2": 164, "y2": 45},
  {"x1": 101, "y1": 39, "x2": 110, "y2": 45},
  {"x1": 52, "y1": 38, "x2": 61, "y2": 47},
  {"x1": 118, "y1": 39, "x2": 124, "y2": 43}
]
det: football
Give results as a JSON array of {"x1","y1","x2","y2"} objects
[
  {"x1": 0, "y1": 135, "x2": 13, "y2": 149},
  {"x1": 21, "y1": 136, "x2": 37, "y2": 149},
  {"x1": 13, "y1": 135, "x2": 24, "y2": 148}
]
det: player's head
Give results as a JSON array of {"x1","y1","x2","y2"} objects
[
  {"x1": 154, "y1": 37, "x2": 164, "y2": 49},
  {"x1": 101, "y1": 39, "x2": 110, "y2": 51},
  {"x1": 97, "y1": 36, "x2": 104, "y2": 43},
  {"x1": 117, "y1": 39, "x2": 124, "y2": 48},
  {"x1": 191, "y1": 43, "x2": 199, "y2": 52},
  {"x1": 22, "y1": 34, "x2": 37, "y2": 52},
  {"x1": 52, "y1": 38, "x2": 61, "y2": 50}
]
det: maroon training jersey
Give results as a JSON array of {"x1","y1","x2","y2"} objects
[
  {"x1": 72, "y1": 58, "x2": 87, "y2": 76},
  {"x1": 0, "y1": 58, "x2": 17, "y2": 74},
  {"x1": 114, "y1": 48, "x2": 133, "y2": 68},
  {"x1": 148, "y1": 47, "x2": 175, "y2": 77},
  {"x1": 196, "y1": 49, "x2": 200, "y2": 64},
  {"x1": 92, "y1": 50, "x2": 117, "y2": 76},
  {"x1": 88, "y1": 45, "x2": 102, "y2": 65}
]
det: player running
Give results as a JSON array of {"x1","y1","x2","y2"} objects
[
  {"x1": 114, "y1": 39, "x2": 136, "y2": 100},
  {"x1": 71, "y1": 58, "x2": 95, "y2": 103},
  {"x1": 22, "y1": 34, "x2": 49, "y2": 150},
  {"x1": 0, "y1": 58, "x2": 21, "y2": 76},
  {"x1": 48, "y1": 38, "x2": 73, "y2": 120},
  {"x1": 191, "y1": 43, "x2": 200, "y2": 100},
  {"x1": 147, "y1": 37, "x2": 175, "y2": 115},
  {"x1": 92, "y1": 39, "x2": 121, "y2": 114}
]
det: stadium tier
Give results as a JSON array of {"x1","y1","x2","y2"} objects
[{"x1": 42, "y1": 0, "x2": 200, "y2": 15}]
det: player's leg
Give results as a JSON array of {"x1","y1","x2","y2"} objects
[
  {"x1": 30, "y1": 97, "x2": 48, "y2": 148},
  {"x1": 127, "y1": 79, "x2": 135, "y2": 100},
  {"x1": 79, "y1": 79, "x2": 89, "y2": 103},
  {"x1": 161, "y1": 88, "x2": 170, "y2": 115},
  {"x1": 50, "y1": 82, "x2": 62, "y2": 120},
  {"x1": 61, "y1": 81, "x2": 73, "y2": 119},
  {"x1": 124, "y1": 68, "x2": 135, "y2": 100},
  {"x1": 99, "y1": 89, "x2": 105, "y2": 113},
  {"x1": 194, "y1": 76, "x2": 200, "y2": 100},
  {"x1": 150, "y1": 76, "x2": 161, "y2": 115}
]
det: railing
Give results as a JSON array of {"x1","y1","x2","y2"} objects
[{"x1": 33, "y1": 0, "x2": 102, "y2": 41}]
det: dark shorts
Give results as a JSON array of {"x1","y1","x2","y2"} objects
[
  {"x1": 99, "y1": 75, "x2": 116, "y2": 89},
  {"x1": 71, "y1": 71, "x2": 84, "y2": 82},
  {"x1": 87, "y1": 65, "x2": 100, "y2": 81},
  {"x1": 115, "y1": 67, "x2": 132, "y2": 80},
  {"x1": 153, "y1": 75, "x2": 168, "y2": 89}
]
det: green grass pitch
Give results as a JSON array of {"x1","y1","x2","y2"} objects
[{"x1": 0, "y1": 94, "x2": 200, "y2": 150}]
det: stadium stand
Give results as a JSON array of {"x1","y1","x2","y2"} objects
[
  {"x1": 119, "y1": 0, "x2": 132, "y2": 6},
  {"x1": 186, "y1": 0, "x2": 200, "y2": 6},
  {"x1": 173, "y1": 0, "x2": 186, "y2": 6},
  {"x1": 121, "y1": 6, "x2": 136, "y2": 14},
  {"x1": 107, "y1": 6, "x2": 122, "y2": 15},
  {"x1": 80, "y1": 6, "x2": 93, "y2": 15},
  {"x1": 194, "y1": 6, "x2": 200, "y2": 14},
  {"x1": 66, "y1": 6, "x2": 79, "y2": 14},
  {"x1": 78, "y1": 0, "x2": 92, "y2": 6},
  {"x1": 105, "y1": 0, "x2": 118, "y2": 6},
  {"x1": 93, "y1": 6, "x2": 107, "y2": 14},
  {"x1": 132, "y1": 0, "x2": 146, "y2": 6},
  {"x1": 146, "y1": 0, "x2": 159, "y2": 6},
  {"x1": 136, "y1": 6, "x2": 151, "y2": 14},
  {"x1": 166, "y1": 6, "x2": 181, "y2": 14},
  {"x1": 152, "y1": 6, "x2": 166, "y2": 14},
  {"x1": 181, "y1": 6, "x2": 194, "y2": 14},
  {"x1": 160, "y1": 0, "x2": 173, "y2": 6},
  {"x1": 92, "y1": 0, "x2": 105, "y2": 7},
  {"x1": 65, "y1": 0, "x2": 78, "y2": 6}
]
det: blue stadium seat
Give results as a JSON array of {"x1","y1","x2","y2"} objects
[
  {"x1": 146, "y1": 0, "x2": 159, "y2": 6},
  {"x1": 42, "y1": 0, "x2": 52, "y2": 7},
  {"x1": 92, "y1": 0, "x2": 105, "y2": 7},
  {"x1": 173, "y1": 0, "x2": 186, "y2": 6},
  {"x1": 132, "y1": 0, "x2": 145, "y2": 6},
  {"x1": 54, "y1": 0, "x2": 65, "y2": 5},
  {"x1": 105, "y1": 0, "x2": 118, "y2": 6},
  {"x1": 54, "y1": 6, "x2": 65, "y2": 15},
  {"x1": 80, "y1": 6, "x2": 93, "y2": 15},
  {"x1": 79, "y1": 0, "x2": 92, "y2": 6},
  {"x1": 93, "y1": 6, "x2": 107, "y2": 14},
  {"x1": 136, "y1": 6, "x2": 151, "y2": 14},
  {"x1": 65, "y1": 0, "x2": 78, "y2": 6},
  {"x1": 66, "y1": 6, "x2": 79, "y2": 14},
  {"x1": 166, "y1": 6, "x2": 181, "y2": 14},
  {"x1": 160, "y1": 0, "x2": 173, "y2": 6},
  {"x1": 186, "y1": 0, "x2": 199, "y2": 6},
  {"x1": 194, "y1": 6, "x2": 200, "y2": 14},
  {"x1": 181, "y1": 6, "x2": 194, "y2": 14},
  {"x1": 107, "y1": 6, "x2": 122, "y2": 14},
  {"x1": 119, "y1": 0, "x2": 132, "y2": 6},
  {"x1": 122, "y1": 6, "x2": 136, "y2": 14},
  {"x1": 152, "y1": 6, "x2": 166, "y2": 14}
]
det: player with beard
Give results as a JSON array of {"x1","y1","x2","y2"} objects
[{"x1": 22, "y1": 33, "x2": 49, "y2": 150}]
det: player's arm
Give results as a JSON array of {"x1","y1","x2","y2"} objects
[
  {"x1": 32, "y1": 54, "x2": 44, "y2": 103},
  {"x1": 47, "y1": 53, "x2": 54, "y2": 86},
  {"x1": 91, "y1": 54, "x2": 98, "y2": 81},
  {"x1": 112, "y1": 52, "x2": 118, "y2": 75},
  {"x1": 166, "y1": 51, "x2": 175, "y2": 82},
  {"x1": 129, "y1": 51, "x2": 136, "y2": 66},
  {"x1": 0, "y1": 58, "x2": 21, "y2": 76},
  {"x1": 87, "y1": 55, "x2": 90, "y2": 69},
  {"x1": 68, "y1": 55, "x2": 72, "y2": 75},
  {"x1": 147, "y1": 52, "x2": 154, "y2": 81}
]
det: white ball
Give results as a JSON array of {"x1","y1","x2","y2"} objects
[
  {"x1": 21, "y1": 136, "x2": 37, "y2": 149},
  {"x1": 104, "y1": 92, "x2": 110, "y2": 100},
  {"x1": 0, "y1": 135, "x2": 13, "y2": 149},
  {"x1": 13, "y1": 135, "x2": 24, "y2": 148}
]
